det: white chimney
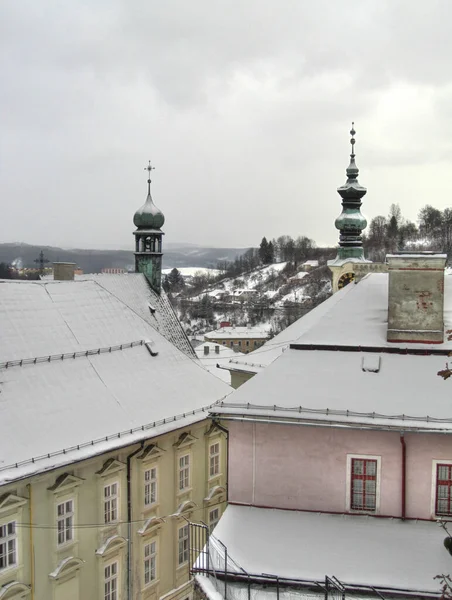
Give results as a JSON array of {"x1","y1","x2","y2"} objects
[
  {"x1": 53, "y1": 262, "x2": 76, "y2": 281},
  {"x1": 387, "y1": 253, "x2": 447, "y2": 344}
]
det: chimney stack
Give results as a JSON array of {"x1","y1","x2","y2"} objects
[
  {"x1": 215, "y1": 345, "x2": 220, "y2": 354},
  {"x1": 387, "y1": 253, "x2": 447, "y2": 344},
  {"x1": 53, "y1": 262, "x2": 76, "y2": 281},
  {"x1": 203, "y1": 345, "x2": 210, "y2": 355}
]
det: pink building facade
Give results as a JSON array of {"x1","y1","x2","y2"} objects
[{"x1": 227, "y1": 421, "x2": 452, "y2": 520}]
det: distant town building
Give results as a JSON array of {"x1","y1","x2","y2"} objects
[
  {"x1": 301, "y1": 259, "x2": 319, "y2": 271},
  {"x1": 101, "y1": 267, "x2": 126, "y2": 274},
  {"x1": 204, "y1": 325, "x2": 269, "y2": 353},
  {"x1": 195, "y1": 342, "x2": 236, "y2": 385}
]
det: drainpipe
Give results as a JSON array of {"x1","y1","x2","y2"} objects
[
  {"x1": 400, "y1": 433, "x2": 406, "y2": 520},
  {"x1": 127, "y1": 442, "x2": 144, "y2": 600},
  {"x1": 26, "y1": 483, "x2": 34, "y2": 600}
]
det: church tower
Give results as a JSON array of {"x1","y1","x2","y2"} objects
[
  {"x1": 133, "y1": 162, "x2": 165, "y2": 294},
  {"x1": 328, "y1": 124, "x2": 371, "y2": 292}
]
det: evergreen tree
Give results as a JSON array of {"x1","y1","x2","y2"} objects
[{"x1": 259, "y1": 237, "x2": 269, "y2": 264}]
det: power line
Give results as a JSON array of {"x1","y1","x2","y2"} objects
[{"x1": 14, "y1": 499, "x2": 227, "y2": 530}]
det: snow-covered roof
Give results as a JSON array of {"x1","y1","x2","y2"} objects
[
  {"x1": 210, "y1": 504, "x2": 448, "y2": 596},
  {"x1": 195, "y1": 342, "x2": 236, "y2": 385},
  {"x1": 205, "y1": 326, "x2": 270, "y2": 340},
  {"x1": 302, "y1": 260, "x2": 319, "y2": 267},
  {"x1": 0, "y1": 279, "x2": 232, "y2": 484},
  {"x1": 213, "y1": 273, "x2": 452, "y2": 430},
  {"x1": 76, "y1": 273, "x2": 195, "y2": 357}
]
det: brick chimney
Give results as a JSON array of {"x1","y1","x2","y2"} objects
[
  {"x1": 53, "y1": 262, "x2": 76, "y2": 281},
  {"x1": 387, "y1": 253, "x2": 447, "y2": 344},
  {"x1": 203, "y1": 345, "x2": 210, "y2": 355}
]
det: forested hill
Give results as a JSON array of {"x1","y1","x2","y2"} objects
[{"x1": 0, "y1": 243, "x2": 248, "y2": 272}]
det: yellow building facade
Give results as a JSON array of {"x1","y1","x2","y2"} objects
[{"x1": 0, "y1": 419, "x2": 226, "y2": 600}]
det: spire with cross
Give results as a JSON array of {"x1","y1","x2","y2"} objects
[
  {"x1": 133, "y1": 160, "x2": 165, "y2": 294},
  {"x1": 145, "y1": 161, "x2": 155, "y2": 195}
]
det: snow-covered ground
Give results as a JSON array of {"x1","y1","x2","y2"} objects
[{"x1": 162, "y1": 267, "x2": 221, "y2": 277}]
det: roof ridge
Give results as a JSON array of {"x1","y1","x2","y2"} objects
[{"x1": 0, "y1": 340, "x2": 149, "y2": 370}]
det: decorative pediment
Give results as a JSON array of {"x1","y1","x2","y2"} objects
[
  {"x1": 204, "y1": 422, "x2": 226, "y2": 438},
  {"x1": 0, "y1": 581, "x2": 31, "y2": 599},
  {"x1": 173, "y1": 432, "x2": 197, "y2": 450},
  {"x1": 47, "y1": 473, "x2": 84, "y2": 494},
  {"x1": 137, "y1": 444, "x2": 165, "y2": 462},
  {"x1": 96, "y1": 458, "x2": 126, "y2": 478},
  {"x1": 49, "y1": 556, "x2": 84, "y2": 580},
  {"x1": 95, "y1": 535, "x2": 127, "y2": 557},
  {"x1": 0, "y1": 493, "x2": 27, "y2": 515},
  {"x1": 137, "y1": 516, "x2": 165, "y2": 537},
  {"x1": 170, "y1": 500, "x2": 197, "y2": 519},
  {"x1": 204, "y1": 486, "x2": 226, "y2": 503}
]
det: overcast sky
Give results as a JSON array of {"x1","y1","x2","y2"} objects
[{"x1": 1, "y1": 0, "x2": 452, "y2": 250}]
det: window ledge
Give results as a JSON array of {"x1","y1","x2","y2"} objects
[
  {"x1": 177, "y1": 487, "x2": 192, "y2": 497},
  {"x1": 347, "y1": 508, "x2": 378, "y2": 515},
  {"x1": 143, "y1": 503, "x2": 160, "y2": 516},
  {"x1": 142, "y1": 579, "x2": 160, "y2": 592},
  {"x1": 208, "y1": 473, "x2": 223, "y2": 482},
  {"x1": 0, "y1": 563, "x2": 21, "y2": 582},
  {"x1": 56, "y1": 539, "x2": 79, "y2": 553}
]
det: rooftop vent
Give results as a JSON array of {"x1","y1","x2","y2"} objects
[{"x1": 362, "y1": 355, "x2": 381, "y2": 373}]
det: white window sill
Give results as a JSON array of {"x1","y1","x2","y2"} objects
[
  {"x1": 177, "y1": 487, "x2": 192, "y2": 497},
  {"x1": 143, "y1": 503, "x2": 159, "y2": 515},
  {"x1": 142, "y1": 578, "x2": 160, "y2": 591},
  {"x1": 56, "y1": 539, "x2": 78, "y2": 553}
]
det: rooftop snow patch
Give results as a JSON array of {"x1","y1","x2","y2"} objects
[
  {"x1": 0, "y1": 279, "x2": 231, "y2": 483},
  {"x1": 211, "y1": 505, "x2": 448, "y2": 596}
]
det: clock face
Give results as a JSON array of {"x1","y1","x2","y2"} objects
[{"x1": 338, "y1": 272, "x2": 355, "y2": 289}]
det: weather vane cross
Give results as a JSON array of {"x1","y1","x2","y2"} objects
[{"x1": 145, "y1": 161, "x2": 155, "y2": 179}]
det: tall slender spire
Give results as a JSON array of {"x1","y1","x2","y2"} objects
[{"x1": 333, "y1": 123, "x2": 368, "y2": 261}]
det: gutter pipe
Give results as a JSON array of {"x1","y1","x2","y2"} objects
[
  {"x1": 400, "y1": 433, "x2": 406, "y2": 520},
  {"x1": 127, "y1": 442, "x2": 145, "y2": 600}
]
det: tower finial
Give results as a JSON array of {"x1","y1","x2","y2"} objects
[
  {"x1": 350, "y1": 122, "x2": 356, "y2": 157},
  {"x1": 144, "y1": 160, "x2": 155, "y2": 195}
]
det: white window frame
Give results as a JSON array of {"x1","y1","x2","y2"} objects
[
  {"x1": 104, "y1": 482, "x2": 119, "y2": 524},
  {"x1": 431, "y1": 459, "x2": 452, "y2": 518},
  {"x1": 208, "y1": 507, "x2": 220, "y2": 534},
  {"x1": 56, "y1": 498, "x2": 74, "y2": 546},
  {"x1": 346, "y1": 454, "x2": 381, "y2": 514},
  {"x1": 144, "y1": 539, "x2": 157, "y2": 585},
  {"x1": 178, "y1": 524, "x2": 189, "y2": 566},
  {"x1": 209, "y1": 442, "x2": 220, "y2": 478},
  {"x1": 104, "y1": 560, "x2": 119, "y2": 600},
  {"x1": 0, "y1": 520, "x2": 17, "y2": 572},
  {"x1": 144, "y1": 467, "x2": 158, "y2": 507},
  {"x1": 179, "y1": 455, "x2": 190, "y2": 491}
]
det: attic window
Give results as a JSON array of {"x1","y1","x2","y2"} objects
[{"x1": 361, "y1": 355, "x2": 381, "y2": 373}]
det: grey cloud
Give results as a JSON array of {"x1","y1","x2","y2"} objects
[{"x1": 1, "y1": 0, "x2": 452, "y2": 250}]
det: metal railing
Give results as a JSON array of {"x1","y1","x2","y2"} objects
[{"x1": 188, "y1": 521, "x2": 441, "y2": 600}]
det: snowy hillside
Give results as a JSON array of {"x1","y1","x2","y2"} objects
[{"x1": 173, "y1": 261, "x2": 332, "y2": 339}]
